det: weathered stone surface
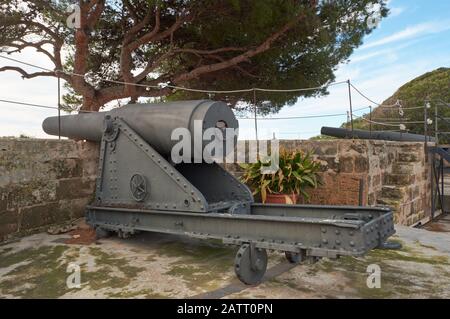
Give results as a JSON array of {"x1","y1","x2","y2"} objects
[
  {"x1": 50, "y1": 158, "x2": 83, "y2": 179},
  {"x1": 382, "y1": 186, "x2": 407, "y2": 200},
  {"x1": 354, "y1": 156, "x2": 369, "y2": 173},
  {"x1": 398, "y1": 152, "x2": 419, "y2": 163},
  {"x1": 20, "y1": 202, "x2": 65, "y2": 229},
  {"x1": 0, "y1": 210, "x2": 19, "y2": 239},
  {"x1": 228, "y1": 139, "x2": 431, "y2": 226},
  {"x1": 56, "y1": 178, "x2": 95, "y2": 200},
  {"x1": 0, "y1": 138, "x2": 98, "y2": 241},
  {"x1": 392, "y1": 163, "x2": 415, "y2": 174},
  {"x1": 384, "y1": 174, "x2": 415, "y2": 186},
  {"x1": 0, "y1": 137, "x2": 432, "y2": 243},
  {"x1": 338, "y1": 156, "x2": 354, "y2": 173}
]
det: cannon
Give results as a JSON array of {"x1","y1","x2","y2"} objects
[
  {"x1": 321, "y1": 126, "x2": 435, "y2": 142},
  {"x1": 43, "y1": 100, "x2": 396, "y2": 285}
]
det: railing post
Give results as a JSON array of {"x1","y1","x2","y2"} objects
[
  {"x1": 424, "y1": 101, "x2": 428, "y2": 162},
  {"x1": 57, "y1": 75, "x2": 61, "y2": 140},
  {"x1": 347, "y1": 80, "x2": 354, "y2": 139},
  {"x1": 441, "y1": 157, "x2": 445, "y2": 213},
  {"x1": 431, "y1": 158, "x2": 435, "y2": 219},
  {"x1": 435, "y1": 103, "x2": 439, "y2": 145}
]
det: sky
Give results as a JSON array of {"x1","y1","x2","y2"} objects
[{"x1": 1, "y1": 0, "x2": 449, "y2": 140}]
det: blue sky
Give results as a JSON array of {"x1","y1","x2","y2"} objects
[{"x1": 1, "y1": 0, "x2": 450, "y2": 139}]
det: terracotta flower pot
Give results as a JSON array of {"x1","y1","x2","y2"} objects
[{"x1": 265, "y1": 193, "x2": 298, "y2": 205}]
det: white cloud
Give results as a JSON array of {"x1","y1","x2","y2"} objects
[
  {"x1": 389, "y1": 6, "x2": 405, "y2": 18},
  {"x1": 362, "y1": 21, "x2": 450, "y2": 50}
]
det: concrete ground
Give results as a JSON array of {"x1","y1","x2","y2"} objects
[{"x1": 0, "y1": 220, "x2": 449, "y2": 299}]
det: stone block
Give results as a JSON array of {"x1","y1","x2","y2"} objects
[
  {"x1": 384, "y1": 174, "x2": 415, "y2": 186},
  {"x1": 5, "y1": 181, "x2": 57, "y2": 210},
  {"x1": 382, "y1": 186, "x2": 407, "y2": 200},
  {"x1": 20, "y1": 202, "x2": 71, "y2": 230},
  {"x1": 392, "y1": 163, "x2": 415, "y2": 174},
  {"x1": 0, "y1": 209, "x2": 19, "y2": 226},
  {"x1": 56, "y1": 178, "x2": 95, "y2": 200},
  {"x1": 338, "y1": 177, "x2": 361, "y2": 193},
  {"x1": 354, "y1": 156, "x2": 369, "y2": 173},
  {"x1": 58, "y1": 198, "x2": 91, "y2": 219},
  {"x1": 371, "y1": 174, "x2": 382, "y2": 188},
  {"x1": 338, "y1": 156, "x2": 354, "y2": 173},
  {"x1": 398, "y1": 152, "x2": 419, "y2": 163},
  {"x1": 50, "y1": 158, "x2": 83, "y2": 179}
]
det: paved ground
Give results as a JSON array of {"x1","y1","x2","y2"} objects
[{"x1": 0, "y1": 220, "x2": 449, "y2": 299}]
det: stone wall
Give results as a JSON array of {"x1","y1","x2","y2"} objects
[
  {"x1": 225, "y1": 140, "x2": 432, "y2": 226},
  {"x1": 0, "y1": 138, "x2": 98, "y2": 242},
  {"x1": 0, "y1": 138, "x2": 432, "y2": 242}
]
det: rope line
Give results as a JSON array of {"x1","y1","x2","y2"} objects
[
  {"x1": 350, "y1": 83, "x2": 398, "y2": 107},
  {"x1": 0, "y1": 98, "x2": 96, "y2": 113},
  {"x1": 0, "y1": 98, "x2": 57, "y2": 110},
  {"x1": 361, "y1": 117, "x2": 404, "y2": 127},
  {"x1": 0, "y1": 97, "x2": 374, "y2": 121},
  {"x1": 0, "y1": 54, "x2": 347, "y2": 94}
]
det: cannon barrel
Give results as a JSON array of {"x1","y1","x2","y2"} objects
[
  {"x1": 43, "y1": 100, "x2": 239, "y2": 156},
  {"x1": 321, "y1": 126, "x2": 435, "y2": 142}
]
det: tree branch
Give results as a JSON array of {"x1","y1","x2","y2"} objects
[
  {"x1": 175, "y1": 47, "x2": 249, "y2": 55},
  {"x1": 125, "y1": 7, "x2": 156, "y2": 39},
  {"x1": 8, "y1": 40, "x2": 57, "y2": 65},
  {"x1": 135, "y1": 49, "x2": 176, "y2": 82},
  {"x1": 87, "y1": 0, "x2": 105, "y2": 29},
  {"x1": 128, "y1": 10, "x2": 191, "y2": 51},
  {"x1": 173, "y1": 13, "x2": 305, "y2": 84},
  {"x1": 0, "y1": 66, "x2": 55, "y2": 79}
]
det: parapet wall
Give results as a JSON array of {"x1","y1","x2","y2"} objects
[
  {"x1": 0, "y1": 138, "x2": 432, "y2": 241},
  {"x1": 225, "y1": 139, "x2": 432, "y2": 226},
  {"x1": 0, "y1": 139, "x2": 98, "y2": 242}
]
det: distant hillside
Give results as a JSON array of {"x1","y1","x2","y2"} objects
[{"x1": 344, "y1": 67, "x2": 450, "y2": 136}]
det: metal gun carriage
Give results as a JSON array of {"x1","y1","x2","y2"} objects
[{"x1": 43, "y1": 100, "x2": 396, "y2": 285}]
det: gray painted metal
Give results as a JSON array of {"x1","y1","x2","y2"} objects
[
  {"x1": 85, "y1": 204, "x2": 395, "y2": 259},
  {"x1": 43, "y1": 100, "x2": 239, "y2": 157},
  {"x1": 321, "y1": 126, "x2": 435, "y2": 142},
  {"x1": 42, "y1": 101, "x2": 396, "y2": 285},
  {"x1": 93, "y1": 118, "x2": 251, "y2": 213},
  {"x1": 234, "y1": 244, "x2": 268, "y2": 285}
]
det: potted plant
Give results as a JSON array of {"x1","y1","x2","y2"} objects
[{"x1": 241, "y1": 149, "x2": 321, "y2": 204}]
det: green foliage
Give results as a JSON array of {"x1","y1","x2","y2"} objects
[
  {"x1": 240, "y1": 149, "x2": 321, "y2": 203},
  {"x1": 309, "y1": 135, "x2": 337, "y2": 141},
  {"x1": 344, "y1": 68, "x2": 450, "y2": 141},
  {"x1": 0, "y1": 0, "x2": 389, "y2": 112}
]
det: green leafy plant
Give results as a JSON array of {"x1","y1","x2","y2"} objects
[{"x1": 240, "y1": 150, "x2": 321, "y2": 203}]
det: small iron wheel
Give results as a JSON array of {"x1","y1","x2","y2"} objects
[
  {"x1": 285, "y1": 251, "x2": 303, "y2": 264},
  {"x1": 235, "y1": 244, "x2": 268, "y2": 285}
]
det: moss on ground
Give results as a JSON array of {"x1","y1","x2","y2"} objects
[
  {"x1": 0, "y1": 245, "x2": 70, "y2": 298},
  {"x1": 311, "y1": 243, "x2": 450, "y2": 299},
  {"x1": 268, "y1": 277, "x2": 315, "y2": 294},
  {"x1": 160, "y1": 240, "x2": 236, "y2": 290},
  {"x1": 81, "y1": 247, "x2": 145, "y2": 291},
  {"x1": 106, "y1": 288, "x2": 168, "y2": 299},
  {"x1": 0, "y1": 245, "x2": 147, "y2": 298}
]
